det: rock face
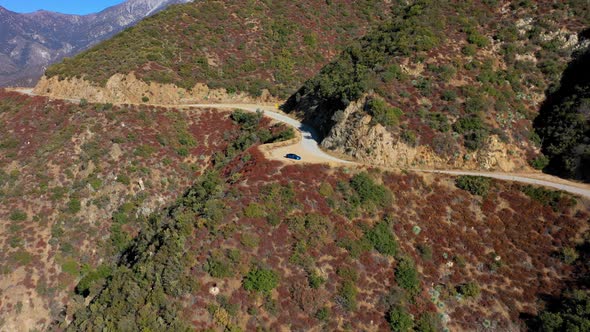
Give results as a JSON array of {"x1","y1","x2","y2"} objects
[
  {"x1": 0, "y1": 0, "x2": 192, "y2": 87},
  {"x1": 320, "y1": 95, "x2": 529, "y2": 171},
  {"x1": 34, "y1": 73, "x2": 277, "y2": 105}
]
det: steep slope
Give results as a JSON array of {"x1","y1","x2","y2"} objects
[
  {"x1": 534, "y1": 44, "x2": 590, "y2": 182},
  {"x1": 0, "y1": 0, "x2": 192, "y2": 87},
  {"x1": 41, "y1": 0, "x2": 395, "y2": 101},
  {"x1": 1, "y1": 91, "x2": 589, "y2": 331},
  {"x1": 0, "y1": 90, "x2": 293, "y2": 330},
  {"x1": 283, "y1": 0, "x2": 589, "y2": 172},
  {"x1": 55, "y1": 149, "x2": 590, "y2": 331}
]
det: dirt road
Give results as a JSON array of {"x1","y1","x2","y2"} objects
[
  {"x1": 190, "y1": 104, "x2": 590, "y2": 198},
  {"x1": 7, "y1": 90, "x2": 590, "y2": 198}
]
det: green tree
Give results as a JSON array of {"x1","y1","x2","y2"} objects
[
  {"x1": 365, "y1": 221, "x2": 398, "y2": 256},
  {"x1": 458, "y1": 281, "x2": 480, "y2": 298},
  {"x1": 395, "y1": 257, "x2": 420, "y2": 296},
  {"x1": 455, "y1": 176, "x2": 491, "y2": 196},
  {"x1": 243, "y1": 268, "x2": 279, "y2": 293},
  {"x1": 350, "y1": 172, "x2": 392, "y2": 207},
  {"x1": 388, "y1": 307, "x2": 413, "y2": 331},
  {"x1": 538, "y1": 290, "x2": 590, "y2": 332}
]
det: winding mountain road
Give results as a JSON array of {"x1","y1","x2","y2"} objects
[
  {"x1": 7, "y1": 89, "x2": 590, "y2": 199},
  {"x1": 189, "y1": 104, "x2": 590, "y2": 199},
  {"x1": 187, "y1": 103, "x2": 351, "y2": 164}
]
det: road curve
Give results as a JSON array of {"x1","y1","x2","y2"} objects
[
  {"x1": 186, "y1": 103, "x2": 353, "y2": 164},
  {"x1": 6, "y1": 89, "x2": 590, "y2": 199},
  {"x1": 190, "y1": 104, "x2": 590, "y2": 198}
]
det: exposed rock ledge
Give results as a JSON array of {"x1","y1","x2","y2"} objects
[
  {"x1": 33, "y1": 73, "x2": 278, "y2": 105},
  {"x1": 321, "y1": 96, "x2": 531, "y2": 172}
]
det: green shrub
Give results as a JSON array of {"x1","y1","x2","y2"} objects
[
  {"x1": 205, "y1": 250, "x2": 239, "y2": 278},
  {"x1": 520, "y1": 185, "x2": 568, "y2": 211},
  {"x1": 231, "y1": 110, "x2": 262, "y2": 130},
  {"x1": 467, "y1": 31, "x2": 489, "y2": 47},
  {"x1": 76, "y1": 264, "x2": 112, "y2": 297},
  {"x1": 273, "y1": 128, "x2": 295, "y2": 142},
  {"x1": 427, "y1": 113, "x2": 450, "y2": 132},
  {"x1": 454, "y1": 176, "x2": 491, "y2": 196},
  {"x1": 9, "y1": 236, "x2": 22, "y2": 248},
  {"x1": 441, "y1": 90, "x2": 457, "y2": 101},
  {"x1": 318, "y1": 182, "x2": 334, "y2": 197},
  {"x1": 464, "y1": 96, "x2": 487, "y2": 114},
  {"x1": 89, "y1": 177, "x2": 103, "y2": 190},
  {"x1": 559, "y1": 247, "x2": 579, "y2": 265},
  {"x1": 240, "y1": 233, "x2": 260, "y2": 248},
  {"x1": 243, "y1": 202, "x2": 266, "y2": 218},
  {"x1": 365, "y1": 221, "x2": 398, "y2": 256},
  {"x1": 308, "y1": 271, "x2": 326, "y2": 289},
  {"x1": 367, "y1": 98, "x2": 403, "y2": 126},
  {"x1": 382, "y1": 64, "x2": 404, "y2": 82},
  {"x1": 457, "y1": 281, "x2": 480, "y2": 298},
  {"x1": 395, "y1": 257, "x2": 420, "y2": 296},
  {"x1": 67, "y1": 198, "x2": 81, "y2": 214},
  {"x1": 339, "y1": 280, "x2": 358, "y2": 311},
  {"x1": 9, "y1": 209, "x2": 27, "y2": 222},
  {"x1": 401, "y1": 130, "x2": 418, "y2": 146},
  {"x1": 529, "y1": 155, "x2": 549, "y2": 170},
  {"x1": 12, "y1": 250, "x2": 32, "y2": 266},
  {"x1": 416, "y1": 312, "x2": 443, "y2": 332},
  {"x1": 337, "y1": 266, "x2": 358, "y2": 282},
  {"x1": 350, "y1": 172, "x2": 392, "y2": 207},
  {"x1": 463, "y1": 130, "x2": 489, "y2": 150},
  {"x1": 462, "y1": 44, "x2": 477, "y2": 56},
  {"x1": 388, "y1": 307, "x2": 413, "y2": 332},
  {"x1": 134, "y1": 144, "x2": 157, "y2": 158},
  {"x1": 117, "y1": 174, "x2": 131, "y2": 185},
  {"x1": 453, "y1": 115, "x2": 485, "y2": 134},
  {"x1": 176, "y1": 147, "x2": 189, "y2": 157},
  {"x1": 243, "y1": 267, "x2": 279, "y2": 293},
  {"x1": 338, "y1": 237, "x2": 372, "y2": 259},
  {"x1": 62, "y1": 260, "x2": 79, "y2": 276},
  {"x1": 417, "y1": 244, "x2": 433, "y2": 261},
  {"x1": 266, "y1": 213, "x2": 281, "y2": 226},
  {"x1": 315, "y1": 307, "x2": 330, "y2": 321}
]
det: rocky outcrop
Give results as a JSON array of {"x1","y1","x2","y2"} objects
[
  {"x1": 321, "y1": 95, "x2": 530, "y2": 171},
  {"x1": 33, "y1": 73, "x2": 278, "y2": 105}
]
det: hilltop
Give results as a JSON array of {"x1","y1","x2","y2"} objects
[
  {"x1": 283, "y1": 0, "x2": 589, "y2": 174},
  {"x1": 41, "y1": 0, "x2": 394, "y2": 101},
  {"x1": 0, "y1": 0, "x2": 191, "y2": 87}
]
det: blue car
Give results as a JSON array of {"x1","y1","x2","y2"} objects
[{"x1": 285, "y1": 153, "x2": 302, "y2": 160}]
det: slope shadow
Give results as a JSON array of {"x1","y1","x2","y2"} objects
[{"x1": 533, "y1": 28, "x2": 590, "y2": 182}]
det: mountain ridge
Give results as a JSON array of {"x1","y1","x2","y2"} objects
[{"x1": 0, "y1": 0, "x2": 192, "y2": 87}]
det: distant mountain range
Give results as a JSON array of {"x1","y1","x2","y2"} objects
[{"x1": 0, "y1": 0, "x2": 192, "y2": 87}]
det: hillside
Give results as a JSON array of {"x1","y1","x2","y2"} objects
[
  {"x1": 0, "y1": 90, "x2": 293, "y2": 330},
  {"x1": 42, "y1": 0, "x2": 394, "y2": 101},
  {"x1": 0, "y1": 0, "x2": 191, "y2": 87},
  {"x1": 283, "y1": 0, "x2": 589, "y2": 172},
  {"x1": 44, "y1": 138, "x2": 590, "y2": 331},
  {"x1": 1, "y1": 91, "x2": 589, "y2": 331},
  {"x1": 2, "y1": 0, "x2": 590, "y2": 331}
]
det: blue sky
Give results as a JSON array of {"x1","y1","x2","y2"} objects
[{"x1": 0, "y1": 0, "x2": 125, "y2": 15}]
